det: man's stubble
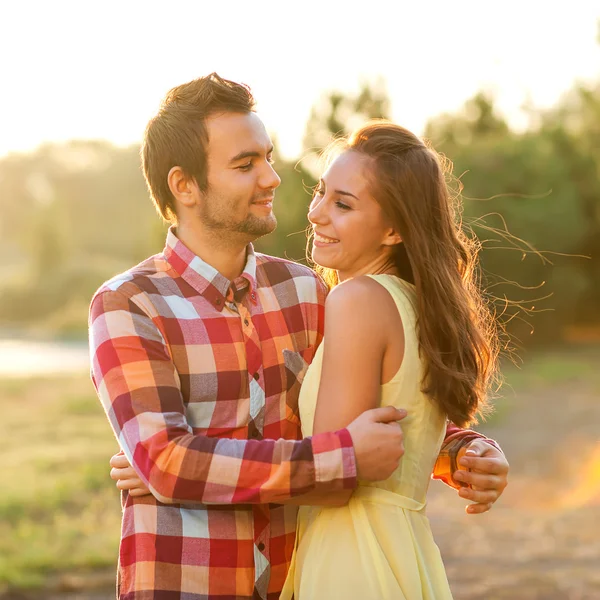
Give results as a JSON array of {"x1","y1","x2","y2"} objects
[{"x1": 199, "y1": 188, "x2": 278, "y2": 242}]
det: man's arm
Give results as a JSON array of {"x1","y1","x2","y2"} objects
[
  {"x1": 109, "y1": 402, "x2": 406, "y2": 506},
  {"x1": 433, "y1": 422, "x2": 500, "y2": 489},
  {"x1": 91, "y1": 288, "x2": 403, "y2": 505},
  {"x1": 434, "y1": 422, "x2": 509, "y2": 514}
]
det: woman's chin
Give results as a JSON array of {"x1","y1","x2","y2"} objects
[{"x1": 311, "y1": 247, "x2": 339, "y2": 269}]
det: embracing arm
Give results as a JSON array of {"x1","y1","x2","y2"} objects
[
  {"x1": 90, "y1": 288, "x2": 356, "y2": 505},
  {"x1": 434, "y1": 422, "x2": 501, "y2": 488},
  {"x1": 434, "y1": 423, "x2": 509, "y2": 514}
]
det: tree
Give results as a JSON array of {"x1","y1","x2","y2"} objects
[
  {"x1": 301, "y1": 79, "x2": 391, "y2": 175},
  {"x1": 425, "y1": 92, "x2": 509, "y2": 147},
  {"x1": 425, "y1": 90, "x2": 596, "y2": 345},
  {"x1": 540, "y1": 82, "x2": 600, "y2": 325}
]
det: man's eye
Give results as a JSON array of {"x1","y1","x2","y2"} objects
[
  {"x1": 267, "y1": 156, "x2": 275, "y2": 165},
  {"x1": 238, "y1": 162, "x2": 253, "y2": 171}
]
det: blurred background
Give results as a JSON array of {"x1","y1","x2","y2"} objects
[{"x1": 1, "y1": 1, "x2": 599, "y2": 598}]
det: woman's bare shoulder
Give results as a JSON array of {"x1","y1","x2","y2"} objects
[{"x1": 324, "y1": 275, "x2": 400, "y2": 329}]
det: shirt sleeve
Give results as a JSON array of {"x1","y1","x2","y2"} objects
[
  {"x1": 89, "y1": 288, "x2": 357, "y2": 505},
  {"x1": 432, "y1": 422, "x2": 503, "y2": 490}
]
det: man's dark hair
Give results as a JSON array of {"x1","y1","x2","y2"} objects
[{"x1": 142, "y1": 73, "x2": 256, "y2": 223}]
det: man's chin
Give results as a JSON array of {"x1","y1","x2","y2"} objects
[{"x1": 238, "y1": 215, "x2": 277, "y2": 239}]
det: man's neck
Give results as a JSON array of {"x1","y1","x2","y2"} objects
[{"x1": 175, "y1": 222, "x2": 249, "y2": 282}]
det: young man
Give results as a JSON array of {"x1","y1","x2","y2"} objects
[{"x1": 90, "y1": 73, "x2": 508, "y2": 600}]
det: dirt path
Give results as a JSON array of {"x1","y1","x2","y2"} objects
[{"x1": 428, "y1": 379, "x2": 600, "y2": 599}]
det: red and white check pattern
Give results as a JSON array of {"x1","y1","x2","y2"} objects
[
  {"x1": 90, "y1": 228, "x2": 495, "y2": 599},
  {"x1": 90, "y1": 229, "x2": 356, "y2": 599}
]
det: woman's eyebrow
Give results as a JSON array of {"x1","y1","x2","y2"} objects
[
  {"x1": 320, "y1": 178, "x2": 359, "y2": 201},
  {"x1": 334, "y1": 189, "x2": 359, "y2": 201}
]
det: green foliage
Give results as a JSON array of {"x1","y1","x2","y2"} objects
[
  {"x1": 301, "y1": 79, "x2": 392, "y2": 177},
  {"x1": 0, "y1": 79, "x2": 598, "y2": 345},
  {"x1": 0, "y1": 141, "x2": 166, "y2": 336},
  {"x1": 497, "y1": 347, "x2": 600, "y2": 403},
  {"x1": 254, "y1": 150, "x2": 315, "y2": 263},
  {"x1": 425, "y1": 84, "x2": 600, "y2": 344},
  {"x1": 303, "y1": 78, "x2": 391, "y2": 152}
]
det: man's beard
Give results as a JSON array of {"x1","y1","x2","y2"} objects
[
  {"x1": 200, "y1": 191, "x2": 277, "y2": 240},
  {"x1": 234, "y1": 212, "x2": 277, "y2": 237}
]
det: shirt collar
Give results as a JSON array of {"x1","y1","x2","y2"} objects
[{"x1": 163, "y1": 227, "x2": 258, "y2": 311}]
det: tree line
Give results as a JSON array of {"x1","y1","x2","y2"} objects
[{"x1": 0, "y1": 78, "x2": 598, "y2": 348}]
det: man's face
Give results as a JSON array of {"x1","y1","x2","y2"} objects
[{"x1": 199, "y1": 112, "x2": 281, "y2": 240}]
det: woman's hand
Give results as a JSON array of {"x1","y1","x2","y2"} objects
[{"x1": 109, "y1": 452, "x2": 152, "y2": 497}]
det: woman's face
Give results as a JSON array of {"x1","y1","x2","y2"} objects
[{"x1": 308, "y1": 150, "x2": 400, "y2": 281}]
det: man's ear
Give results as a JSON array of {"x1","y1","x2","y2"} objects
[{"x1": 167, "y1": 166, "x2": 199, "y2": 209}]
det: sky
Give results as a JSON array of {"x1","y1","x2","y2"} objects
[{"x1": 1, "y1": 0, "x2": 599, "y2": 160}]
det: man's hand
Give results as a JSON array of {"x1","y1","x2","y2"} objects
[
  {"x1": 453, "y1": 439, "x2": 509, "y2": 514},
  {"x1": 109, "y1": 452, "x2": 152, "y2": 497},
  {"x1": 346, "y1": 406, "x2": 407, "y2": 481}
]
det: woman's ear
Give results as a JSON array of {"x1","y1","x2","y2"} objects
[
  {"x1": 383, "y1": 228, "x2": 402, "y2": 247},
  {"x1": 167, "y1": 166, "x2": 199, "y2": 209}
]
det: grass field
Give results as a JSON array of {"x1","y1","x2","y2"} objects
[
  {"x1": 1, "y1": 347, "x2": 600, "y2": 598},
  {"x1": 0, "y1": 375, "x2": 120, "y2": 594}
]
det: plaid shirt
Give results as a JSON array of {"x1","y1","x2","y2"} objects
[{"x1": 90, "y1": 229, "x2": 491, "y2": 600}]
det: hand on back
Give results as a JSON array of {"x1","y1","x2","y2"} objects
[
  {"x1": 110, "y1": 452, "x2": 151, "y2": 497},
  {"x1": 346, "y1": 406, "x2": 407, "y2": 481}
]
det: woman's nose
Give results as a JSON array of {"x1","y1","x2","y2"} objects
[{"x1": 308, "y1": 196, "x2": 327, "y2": 225}]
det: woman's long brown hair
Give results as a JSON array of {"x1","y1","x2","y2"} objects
[{"x1": 315, "y1": 121, "x2": 499, "y2": 427}]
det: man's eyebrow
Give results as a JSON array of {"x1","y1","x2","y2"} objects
[{"x1": 229, "y1": 145, "x2": 274, "y2": 164}]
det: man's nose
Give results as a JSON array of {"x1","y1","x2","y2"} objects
[{"x1": 260, "y1": 163, "x2": 281, "y2": 190}]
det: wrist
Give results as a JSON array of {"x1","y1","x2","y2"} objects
[{"x1": 312, "y1": 429, "x2": 358, "y2": 490}]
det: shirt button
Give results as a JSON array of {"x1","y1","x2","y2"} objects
[
  {"x1": 215, "y1": 298, "x2": 222, "y2": 306},
  {"x1": 257, "y1": 542, "x2": 265, "y2": 552},
  {"x1": 251, "y1": 429, "x2": 259, "y2": 438},
  {"x1": 253, "y1": 372, "x2": 260, "y2": 381},
  {"x1": 244, "y1": 318, "x2": 249, "y2": 326},
  {"x1": 251, "y1": 293, "x2": 256, "y2": 300}
]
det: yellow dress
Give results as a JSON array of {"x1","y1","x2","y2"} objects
[{"x1": 280, "y1": 275, "x2": 454, "y2": 600}]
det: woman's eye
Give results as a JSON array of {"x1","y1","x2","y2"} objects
[{"x1": 335, "y1": 200, "x2": 351, "y2": 210}]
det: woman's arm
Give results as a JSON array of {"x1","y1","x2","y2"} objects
[
  {"x1": 289, "y1": 276, "x2": 405, "y2": 506},
  {"x1": 313, "y1": 277, "x2": 402, "y2": 432}
]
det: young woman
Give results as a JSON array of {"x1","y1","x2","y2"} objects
[
  {"x1": 113, "y1": 121, "x2": 498, "y2": 599},
  {"x1": 277, "y1": 121, "x2": 498, "y2": 599}
]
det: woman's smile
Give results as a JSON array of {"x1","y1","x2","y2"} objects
[{"x1": 313, "y1": 231, "x2": 340, "y2": 246}]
